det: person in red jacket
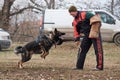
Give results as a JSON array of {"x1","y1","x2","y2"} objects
[{"x1": 68, "y1": 6, "x2": 104, "y2": 70}]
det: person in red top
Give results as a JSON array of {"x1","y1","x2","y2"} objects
[{"x1": 68, "y1": 6, "x2": 104, "y2": 70}]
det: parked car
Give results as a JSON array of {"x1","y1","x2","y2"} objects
[
  {"x1": 0, "y1": 28, "x2": 12, "y2": 50},
  {"x1": 42, "y1": 9, "x2": 120, "y2": 46}
]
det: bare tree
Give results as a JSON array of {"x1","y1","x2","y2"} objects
[
  {"x1": 0, "y1": 0, "x2": 42, "y2": 31},
  {"x1": 103, "y1": 0, "x2": 120, "y2": 19},
  {"x1": 111, "y1": 0, "x2": 114, "y2": 14},
  {"x1": 0, "y1": 0, "x2": 15, "y2": 31},
  {"x1": 30, "y1": 0, "x2": 55, "y2": 9},
  {"x1": 44, "y1": 0, "x2": 55, "y2": 9},
  {"x1": 0, "y1": 0, "x2": 56, "y2": 31}
]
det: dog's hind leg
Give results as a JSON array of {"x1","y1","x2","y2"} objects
[
  {"x1": 18, "y1": 52, "x2": 32, "y2": 69},
  {"x1": 18, "y1": 61, "x2": 23, "y2": 69}
]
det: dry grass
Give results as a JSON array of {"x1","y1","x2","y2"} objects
[{"x1": 0, "y1": 42, "x2": 120, "y2": 80}]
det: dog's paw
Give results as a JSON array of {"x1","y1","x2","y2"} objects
[
  {"x1": 41, "y1": 55, "x2": 46, "y2": 59},
  {"x1": 18, "y1": 62, "x2": 24, "y2": 69}
]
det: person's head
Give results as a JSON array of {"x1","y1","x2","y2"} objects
[{"x1": 68, "y1": 6, "x2": 78, "y2": 17}]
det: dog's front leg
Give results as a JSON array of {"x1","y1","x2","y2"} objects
[
  {"x1": 41, "y1": 52, "x2": 49, "y2": 59},
  {"x1": 40, "y1": 48, "x2": 49, "y2": 59},
  {"x1": 40, "y1": 47, "x2": 46, "y2": 59}
]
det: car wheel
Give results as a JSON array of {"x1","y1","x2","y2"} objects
[{"x1": 113, "y1": 33, "x2": 120, "y2": 46}]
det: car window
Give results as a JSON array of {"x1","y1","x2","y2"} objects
[
  {"x1": 96, "y1": 12, "x2": 115, "y2": 24},
  {"x1": 0, "y1": 29, "x2": 4, "y2": 32}
]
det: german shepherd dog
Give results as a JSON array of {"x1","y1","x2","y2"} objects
[{"x1": 14, "y1": 28, "x2": 65, "y2": 69}]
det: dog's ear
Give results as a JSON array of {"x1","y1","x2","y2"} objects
[
  {"x1": 48, "y1": 31, "x2": 54, "y2": 39},
  {"x1": 56, "y1": 38, "x2": 63, "y2": 45},
  {"x1": 54, "y1": 28, "x2": 57, "y2": 33}
]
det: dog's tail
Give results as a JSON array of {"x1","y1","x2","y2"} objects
[{"x1": 14, "y1": 46, "x2": 23, "y2": 55}]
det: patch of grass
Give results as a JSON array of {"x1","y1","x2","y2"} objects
[{"x1": 0, "y1": 42, "x2": 120, "y2": 80}]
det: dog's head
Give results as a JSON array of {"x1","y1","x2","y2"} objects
[
  {"x1": 49, "y1": 28, "x2": 65, "y2": 45},
  {"x1": 14, "y1": 46, "x2": 25, "y2": 55}
]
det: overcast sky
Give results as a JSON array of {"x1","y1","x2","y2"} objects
[
  {"x1": 0, "y1": 0, "x2": 108, "y2": 10},
  {"x1": 13, "y1": 0, "x2": 107, "y2": 5},
  {"x1": 0, "y1": 0, "x2": 108, "y2": 6}
]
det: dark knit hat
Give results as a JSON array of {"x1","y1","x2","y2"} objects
[{"x1": 68, "y1": 6, "x2": 77, "y2": 12}]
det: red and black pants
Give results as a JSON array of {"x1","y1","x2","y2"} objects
[{"x1": 76, "y1": 33, "x2": 104, "y2": 70}]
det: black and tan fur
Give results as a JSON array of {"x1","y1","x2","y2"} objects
[{"x1": 14, "y1": 28, "x2": 65, "y2": 68}]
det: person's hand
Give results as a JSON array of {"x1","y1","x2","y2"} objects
[
  {"x1": 75, "y1": 41, "x2": 80, "y2": 46},
  {"x1": 74, "y1": 37, "x2": 80, "y2": 46}
]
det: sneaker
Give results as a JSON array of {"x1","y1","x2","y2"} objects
[{"x1": 92, "y1": 68, "x2": 103, "y2": 71}]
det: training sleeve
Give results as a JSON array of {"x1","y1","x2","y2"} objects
[{"x1": 86, "y1": 11, "x2": 95, "y2": 20}]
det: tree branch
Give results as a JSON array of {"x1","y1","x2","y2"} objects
[
  {"x1": 44, "y1": 0, "x2": 49, "y2": 6},
  {"x1": 10, "y1": 6, "x2": 42, "y2": 16},
  {"x1": 30, "y1": 0, "x2": 43, "y2": 8}
]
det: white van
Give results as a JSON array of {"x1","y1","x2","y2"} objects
[
  {"x1": 0, "y1": 28, "x2": 12, "y2": 50},
  {"x1": 42, "y1": 9, "x2": 120, "y2": 46}
]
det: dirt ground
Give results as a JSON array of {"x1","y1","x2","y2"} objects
[{"x1": 0, "y1": 42, "x2": 120, "y2": 80}]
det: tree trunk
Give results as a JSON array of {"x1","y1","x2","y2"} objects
[
  {"x1": 44, "y1": 0, "x2": 55, "y2": 9},
  {"x1": 111, "y1": 0, "x2": 114, "y2": 15},
  {"x1": 0, "y1": 0, "x2": 15, "y2": 31}
]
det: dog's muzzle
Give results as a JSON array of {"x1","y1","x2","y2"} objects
[{"x1": 56, "y1": 38, "x2": 63, "y2": 45}]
